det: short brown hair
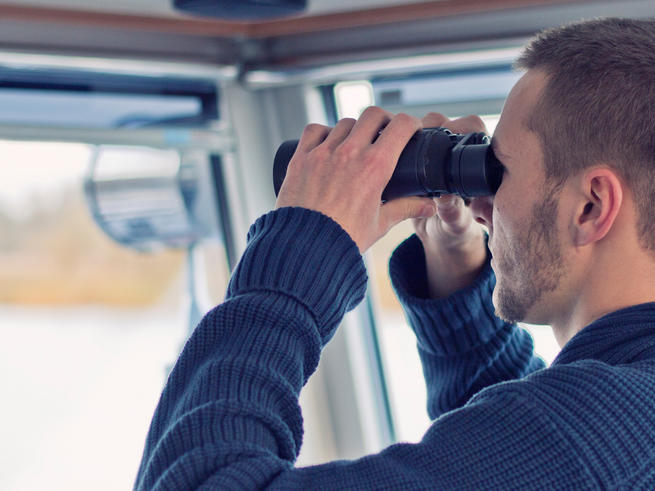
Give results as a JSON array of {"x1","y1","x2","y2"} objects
[{"x1": 515, "y1": 17, "x2": 655, "y2": 251}]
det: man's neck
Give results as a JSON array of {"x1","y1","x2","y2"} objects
[{"x1": 551, "y1": 250, "x2": 655, "y2": 348}]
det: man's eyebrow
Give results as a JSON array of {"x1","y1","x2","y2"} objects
[{"x1": 490, "y1": 137, "x2": 509, "y2": 161}]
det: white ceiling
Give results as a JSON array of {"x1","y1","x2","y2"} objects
[{"x1": 0, "y1": 0, "x2": 441, "y2": 18}]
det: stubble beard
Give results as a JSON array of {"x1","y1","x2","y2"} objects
[{"x1": 493, "y1": 192, "x2": 565, "y2": 324}]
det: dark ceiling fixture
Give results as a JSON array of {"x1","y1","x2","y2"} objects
[{"x1": 173, "y1": 0, "x2": 308, "y2": 20}]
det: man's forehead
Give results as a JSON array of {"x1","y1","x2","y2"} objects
[
  {"x1": 493, "y1": 70, "x2": 548, "y2": 151},
  {"x1": 504, "y1": 70, "x2": 548, "y2": 120}
]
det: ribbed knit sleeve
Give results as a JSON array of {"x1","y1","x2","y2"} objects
[
  {"x1": 227, "y1": 207, "x2": 367, "y2": 344},
  {"x1": 134, "y1": 207, "x2": 367, "y2": 490},
  {"x1": 389, "y1": 234, "x2": 545, "y2": 418}
]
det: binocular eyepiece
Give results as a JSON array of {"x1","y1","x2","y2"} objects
[{"x1": 273, "y1": 127, "x2": 503, "y2": 201}]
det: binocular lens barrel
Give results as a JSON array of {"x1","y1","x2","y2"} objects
[{"x1": 273, "y1": 127, "x2": 502, "y2": 201}]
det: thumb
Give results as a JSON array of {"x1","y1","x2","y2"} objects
[
  {"x1": 381, "y1": 197, "x2": 437, "y2": 228},
  {"x1": 435, "y1": 195, "x2": 474, "y2": 234}
]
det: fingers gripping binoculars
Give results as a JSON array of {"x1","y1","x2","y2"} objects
[{"x1": 273, "y1": 127, "x2": 503, "y2": 201}]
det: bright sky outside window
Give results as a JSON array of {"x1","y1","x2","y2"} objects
[
  {"x1": 334, "y1": 70, "x2": 560, "y2": 443},
  {"x1": 0, "y1": 141, "x2": 230, "y2": 490}
]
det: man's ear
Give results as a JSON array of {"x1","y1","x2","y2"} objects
[{"x1": 572, "y1": 168, "x2": 623, "y2": 247}]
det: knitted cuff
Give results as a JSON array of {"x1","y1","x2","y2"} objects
[
  {"x1": 227, "y1": 207, "x2": 368, "y2": 344},
  {"x1": 389, "y1": 234, "x2": 506, "y2": 356}
]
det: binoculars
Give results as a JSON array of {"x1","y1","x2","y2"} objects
[{"x1": 273, "y1": 127, "x2": 503, "y2": 201}]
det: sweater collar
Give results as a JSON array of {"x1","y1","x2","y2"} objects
[{"x1": 553, "y1": 302, "x2": 655, "y2": 366}]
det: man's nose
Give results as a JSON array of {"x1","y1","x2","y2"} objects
[{"x1": 469, "y1": 196, "x2": 493, "y2": 229}]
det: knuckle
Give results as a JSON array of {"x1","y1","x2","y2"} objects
[
  {"x1": 463, "y1": 115, "x2": 487, "y2": 132},
  {"x1": 425, "y1": 111, "x2": 446, "y2": 120},
  {"x1": 338, "y1": 117, "x2": 357, "y2": 127},
  {"x1": 334, "y1": 140, "x2": 360, "y2": 162},
  {"x1": 362, "y1": 105, "x2": 380, "y2": 115},
  {"x1": 422, "y1": 112, "x2": 449, "y2": 126},
  {"x1": 394, "y1": 112, "x2": 419, "y2": 126},
  {"x1": 362, "y1": 105, "x2": 390, "y2": 120},
  {"x1": 359, "y1": 106, "x2": 376, "y2": 118},
  {"x1": 303, "y1": 123, "x2": 329, "y2": 137}
]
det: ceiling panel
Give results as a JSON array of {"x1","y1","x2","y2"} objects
[
  {"x1": 0, "y1": 0, "x2": 441, "y2": 18},
  {"x1": 0, "y1": 0, "x2": 651, "y2": 69}
]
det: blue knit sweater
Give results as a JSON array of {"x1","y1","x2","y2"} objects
[{"x1": 135, "y1": 207, "x2": 655, "y2": 490}]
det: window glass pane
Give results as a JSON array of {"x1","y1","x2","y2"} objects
[
  {"x1": 0, "y1": 68, "x2": 219, "y2": 128},
  {"x1": 366, "y1": 220, "x2": 430, "y2": 441},
  {"x1": 0, "y1": 141, "x2": 230, "y2": 490},
  {"x1": 373, "y1": 68, "x2": 519, "y2": 106},
  {"x1": 335, "y1": 68, "x2": 559, "y2": 444},
  {"x1": 372, "y1": 66, "x2": 521, "y2": 119},
  {"x1": 0, "y1": 89, "x2": 202, "y2": 128},
  {"x1": 334, "y1": 81, "x2": 374, "y2": 118}
]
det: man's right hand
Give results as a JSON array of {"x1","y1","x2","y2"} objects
[{"x1": 413, "y1": 113, "x2": 489, "y2": 299}]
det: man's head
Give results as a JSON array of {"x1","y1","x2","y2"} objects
[
  {"x1": 475, "y1": 18, "x2": 655, "y2": 334},
  {"x1": 515, "y1": 18, "x2": 655, "y2": 252}
]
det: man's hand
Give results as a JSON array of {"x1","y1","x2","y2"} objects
[
  {"x1": 275, "y1": 106, "x2": 438, "y2": 252},
  {"x1": 413, "y1": 113, "x2": 488, "y2": 298}
]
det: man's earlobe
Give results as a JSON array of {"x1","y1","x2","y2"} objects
[{"x1": 573, "y1": 170, "x2": 622, "y2": 247}]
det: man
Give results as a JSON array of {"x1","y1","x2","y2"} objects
[{"x1": 135, "y1": 18, "x2": 655, "y2": 490}]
